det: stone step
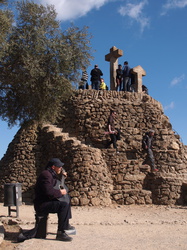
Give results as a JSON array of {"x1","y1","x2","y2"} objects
[
  {"x1": 43, "y1": 124, "x2": 62, "y2": 133},
  {"x1": 42, "y1": 124, "x2": 83, "y2": 147},
  {"x1": 110, "y1": 162, "x2": 151, "y2": 175},
  {"x1": 139, "y1": 164, "x2": 151, "y2": 173}
]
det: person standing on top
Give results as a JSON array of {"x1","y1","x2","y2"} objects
[
  {"x1": 90, "y1": 64, "x2": 103, "y2": 90},
  {"x1": 122, "y1": 61, "x2": 131, "y2": 91},
  {"x1": 116, "y1": 64, "x2": 123, "y2": 91},
  {"x1": 81, "y1": 67, "x2": 89, "y2": 89}
]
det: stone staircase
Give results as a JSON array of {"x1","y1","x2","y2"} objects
[
  {"x1": 41, "y1": 123, "x2": 114, "y2": 206},
  {"x1": 42, "y1": 123, "x2": 153, "y2": 205},
  {"x1": 41, "y1": 124, "x2": 187, "y2": 206},
  {"x1": 42, "y1": 123, "x2": 83, "y2": 147},
  {"x1": 101, "y1": 148, "x2": 153, "y2": 205},
  {"x1": 111, "y1": 166, "x2": 153, "y2": 205}
]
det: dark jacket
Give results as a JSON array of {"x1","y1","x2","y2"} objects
[
  {"x1": 90, "y1": 68, "x2": 103, "y2": 81},
  {"x1": 142, "y1": 133, "x2": 153, "y2": 150},
  {"x1": 34, "y1": 169, "x2": 62, "y2": 207},
  {"x1": 116, "y1": 68, "x2": 123, "y2": 79},
  {"x1": 123, "y1": 65, "x2": 131, "y2": 77}
]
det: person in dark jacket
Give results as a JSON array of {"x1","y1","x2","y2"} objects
[
  {"x1": 142, "y1": 130, "x2": 158, "y2": 172},
  {"x1": 90, "y1": 64, "x2": 103, "y2": 90},
  {"x1": 116, "y1": 64, "x2": 123, "y2": 91},
  {"x1": 34, "y1": 158, "x2": 75, "y2": 241},
  {"x1": 142, "y1": 84, "x2": 149, "y2": 94},
  {"x1": 122, "y1": 61, "x2": 131, "y2": 91}
]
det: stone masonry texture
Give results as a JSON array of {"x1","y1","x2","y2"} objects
[{"x1": 0, "y1": 90, "x2": 187, "y2": 206}]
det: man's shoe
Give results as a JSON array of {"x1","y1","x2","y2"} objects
[
  {"x1": 65, "y1": 229, "x2": 76, "y2": 235},
  {"x1": 56, "y1": 232, "x2": 73, "y2": 241},
  {"x1": 67, "y1": 224, "x2": 75, "y2": 230},
  {"x1": 151, "y1": 168, "x2": 158, "y2": 173},
  {"x1": 65, "y1": 225, "x2": 76, "y2": 235}
]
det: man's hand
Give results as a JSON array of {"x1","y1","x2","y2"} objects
[
  {"x1": 60, "y1": 189, "x2": 67, "y2": 195},
  {"x1": 62, "y1": 171, "x2": 67, "y2": 178},
  {"x1": 109, "y1": 130, "x2": 116, "y2": 134}
]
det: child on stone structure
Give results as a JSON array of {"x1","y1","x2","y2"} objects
[
  {"x1": 99, "y1": 78, "x2": 107, "y2": 90},
  {"x1": 78, "y1": 80, "x2": 85, "y2": 90},
  {"x1": 81, "y1": 67, "x2": 88, "y2": 89}
]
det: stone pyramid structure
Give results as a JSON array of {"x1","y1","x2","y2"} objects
[{"x1": 0, "y1": 90, "x2": 187, "y2": 206}]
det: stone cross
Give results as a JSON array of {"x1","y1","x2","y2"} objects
[
  {"x1": 131, "y1": 65, "x2": 146, "y2": 93},
  {"x1": 105, "y1": 46, "x2": 123, "y2": 90}
]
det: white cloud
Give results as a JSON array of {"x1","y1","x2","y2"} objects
[
  {"x1": 164, "y1": 101, "x2": 175, "y2": 111},
  {"x1": 38, "y1": 0, "x2": 110, "y2": 21},
  {"x1": 170, "y1": 74, "x2": 185, "y2": 86},
  {"x1": 118, "y1": 0, "x2": 150, "y2": 33},
  {"x1": 161, "y1": 0, "x2": 187, "y2": 15}
]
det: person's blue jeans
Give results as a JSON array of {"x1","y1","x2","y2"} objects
[
  {"x1": 147, "y1": 148, "x2": 155, "y2": 170},
  {"x1": 123, "y1": 77, "x2": 131, "y2": 91},
  {"x1": 92, "y1": 80, "x2": 100, "y2": 90}
]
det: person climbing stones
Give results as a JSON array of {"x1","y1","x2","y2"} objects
[
  {"x1": 142, "y1": 130, "x2": 158, "y2": 172},
  {"x1": 106, "y1": 110, "x2": 120, "y2": 153}
]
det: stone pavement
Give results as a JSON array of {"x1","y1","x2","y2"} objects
[{"x1": 1, "y1": 203, "x2": 187, "y2": 250}]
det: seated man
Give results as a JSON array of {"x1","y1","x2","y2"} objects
[{"x1": 33, "y1": 158, "x2": 75, "y2": 241}]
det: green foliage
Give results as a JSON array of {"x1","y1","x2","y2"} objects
[
  {"x1": 0, "y1": 0, "x2": 7, "y2": 4},
  {"x1": 0, "y1": 0, "x2": 13, "y2": 57},
  {"x1": 0, "y1": 0, "x2": 93, "y2": 126}
]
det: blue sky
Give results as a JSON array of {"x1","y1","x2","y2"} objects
[{"x1": 1, "y1": 0, "x2": 187, "y2": 159}]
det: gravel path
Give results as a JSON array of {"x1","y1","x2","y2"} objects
[{"x1": 1, "y1": 203, "x2": 187, "y2": 250}]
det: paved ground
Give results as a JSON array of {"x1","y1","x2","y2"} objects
[{"x1": 1, "y1": 203, "x2": 187, "y2": 250}]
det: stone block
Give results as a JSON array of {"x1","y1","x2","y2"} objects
[
  {"x1": 71, "y1": 197, "x2": 79, "y2": 206},
  {"x1": 125, "y1": 196, "x2": 135, "y2": 205},
  {"x1": 91, "y1": 197, "x2": 101, "y2": 206},
  {"x1": 79, "y1": 197, "x2": 89, "y2": 206}
]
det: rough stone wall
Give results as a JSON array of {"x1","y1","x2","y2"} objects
[
  {"x1": 38, "y1": 124, "x2": 113, "y2": 206},
  {"x1": 0, "y1": 123, "x2": 41, "y2": 203},
  {"x1": 0, "y1": 90, "x2": 187, "y2": 206}
]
